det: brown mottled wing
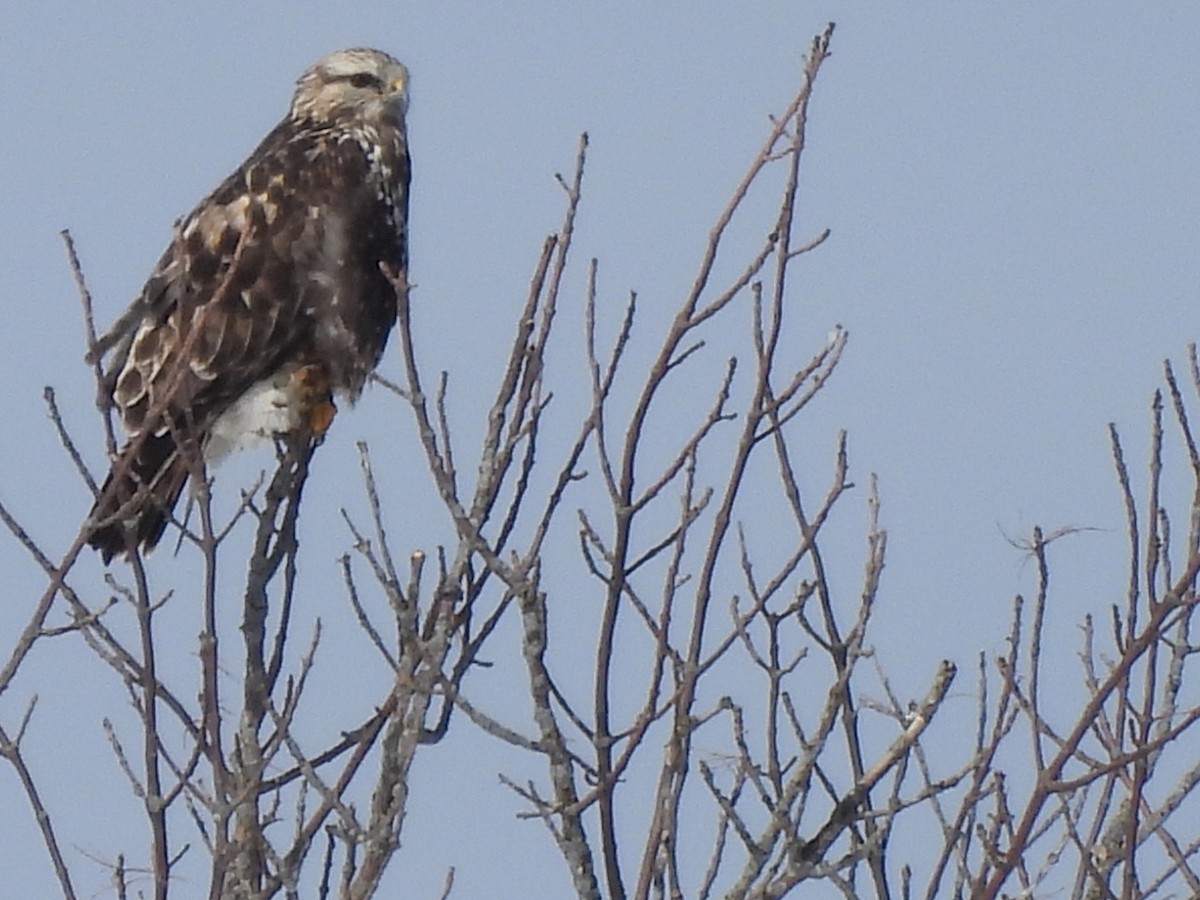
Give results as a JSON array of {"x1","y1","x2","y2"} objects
[{"x1": 88, "y1": 116, "x2": 407, "y2": 561}]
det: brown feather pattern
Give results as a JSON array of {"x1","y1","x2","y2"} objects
[{"x1": 88, "y1": 48, "x2": 410, "y2": 562}]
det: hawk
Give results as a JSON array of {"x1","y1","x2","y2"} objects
[{"x1": 86, "y1": 48, "x2": 411, "y2": 562}]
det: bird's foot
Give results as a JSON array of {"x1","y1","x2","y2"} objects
[{"x1": 291, "y1": 364, "x2": 337, "y2": 437}]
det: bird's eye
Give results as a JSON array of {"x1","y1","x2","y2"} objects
[{"x1": 348, "y1": 73, "x2": 380, "y2": 89}]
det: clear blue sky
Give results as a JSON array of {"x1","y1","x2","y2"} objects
[{"x1": 2, "y1": 3, "x2": 1199, "y2": 896}]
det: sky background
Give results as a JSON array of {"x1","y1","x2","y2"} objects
[{"x1": 2, "y1": 2, "x2": 1200, "y2": 897}]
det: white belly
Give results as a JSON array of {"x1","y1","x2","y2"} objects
[{"x1": 205, "y1": 370, "x2": 301, "y2": 462}]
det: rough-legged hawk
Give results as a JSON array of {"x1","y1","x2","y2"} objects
[{"x1": 86, "y1": 48, "x2": 411, "y2": 562}]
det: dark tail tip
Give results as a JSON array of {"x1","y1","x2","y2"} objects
[
  {"x1": 87, "y1": 520, "x2": 132, "y2": 565},
  {"x1": 87, "y1": 432, "x2": 188, "y2": 563}
]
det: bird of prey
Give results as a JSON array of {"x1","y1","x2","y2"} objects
[{"x1": 86, "y1": 48, "x2": 411, "y2": 562}]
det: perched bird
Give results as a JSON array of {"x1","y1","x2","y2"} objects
[{"x1": 86, "y1": 48, "x2": 411, "y2": 562}]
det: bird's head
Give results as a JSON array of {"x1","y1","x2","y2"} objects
[{"x1": 290, "y1": 48, "x2": 409, "y2": 126}]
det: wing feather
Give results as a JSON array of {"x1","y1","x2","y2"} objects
[
  {"x1": 104, "y1": 112, "x2": 408, "y2": 437},
  {"x1": 88, "y1": 47, "x2": 411, "y2": 562}
]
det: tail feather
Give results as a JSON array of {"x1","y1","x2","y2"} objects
[{"x1": 87, "y1": 432, "x2": 190, "y2": 563}]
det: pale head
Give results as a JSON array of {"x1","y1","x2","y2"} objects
[{"x1": 289, "y1": 48, "x2": 409, "y2": 124}]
